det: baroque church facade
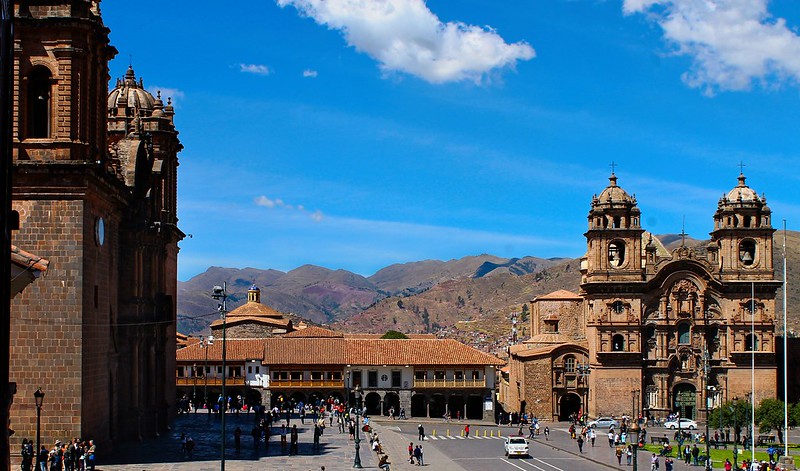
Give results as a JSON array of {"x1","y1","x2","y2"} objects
[
  {"x1": 502, "y1": 173, "x2": 780, "y2": 421},
  {"x1": 9, "y1": 0, "x2": 182, "y2": 449}
]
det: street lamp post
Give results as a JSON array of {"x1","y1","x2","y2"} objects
[
  {"x1": 630, "y1": 421, "x2": 640, "y2": 471},
  {"x1": 577, "y1": 362, "x2": 591, "y2": 421},
  {"x1": 732, "y1": 397, "x2": 739, "y2": 469},
  {"x1": 33, "y1": 388, "x2": 44, "y2": 470},
  {"x1": 211, "y1": 283, "x2": 228, "y2": 471},
  {"x1": 353, "y1": 385, "x2": 363, "y2": 468},
  {"x1": 192, "y1": 362, "x2": 197, "y2": 412},
  {"x1": 200, "y1": 335, "x2": 213, "y2": 412}
]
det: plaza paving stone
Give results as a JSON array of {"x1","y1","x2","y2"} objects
[{"x1": 101, "y1": 411, "x2": 378, "y2": 471}]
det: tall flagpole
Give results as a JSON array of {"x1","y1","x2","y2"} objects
[
  {"x1": 783, "y1": 220, "x2": 788, "y2": 458},
  {"x1": 751, "y1": 281, "x2": 756, "y2": 466}
]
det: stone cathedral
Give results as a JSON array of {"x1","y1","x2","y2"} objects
[
  {"x1": 9, "y1": 1, "x2": 183, "y2": 450},
  {"x1": 503, "y1": 172, "x2": 780, "y2": 421}
]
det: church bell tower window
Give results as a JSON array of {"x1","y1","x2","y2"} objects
[
  {"x1": 738, "y1": 239, "x2": 756, "y2": 266},
  {"x1": 27, "y1": 67, "x2": 52, "y2": 138},
  {"x1": 608, "y1": 241, "x2": 626, "y2": 268}
]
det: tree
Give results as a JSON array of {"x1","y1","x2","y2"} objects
[
  {"x1": 421, "y1": 308, "x2": 430, "y2": 332},
  {"x1": 708, "y1": 400, "x2": 752, "y2": 442},
  {"x1": 381, "y1": 330, "x2": 409, "y2": 339},
  {"x1": 755, "y1": 398, "x2": 786, "y2": 439},
  {"x1": 791, "y1": 402, "x2": 800, "y2": 427}
]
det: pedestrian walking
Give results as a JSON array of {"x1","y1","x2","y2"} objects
[
  {"x1": 251, "y1": 425, "x2": 261, "y2": 450},
  {"x1": 313, "y1": 424, "x2": 321, "y2": 450},
  {"x1": 413, "y1": 445, "x2": 422, "y2": 466},
  {"x1": 590, "y1": 428, "x2": 596, "y2": 447},
  {"x1": 418, "y1": 424, "x2": 425, "y2": 441},
  {"x1": 544, "y1": 426, "x2": 550, "y2": 440},
  {"x1": 408, "y1": 442, "x2": 414, "y2": 464},
  {"x1": 290, "y1": 424, "x2": 299, "y2": 455},
  {"x1": 577, "y1": 434, "x2": 584, "y2": 453},
  {"x1": 234, "y1": 426, "x2": 241, "y2": 454},
  {"x1": 464, "y1": 424, "x2": 470, "y2": 438}
]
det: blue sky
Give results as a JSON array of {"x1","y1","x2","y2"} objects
[{"x1": 102, "y1": 0, "x2": 800, "y2": 281}]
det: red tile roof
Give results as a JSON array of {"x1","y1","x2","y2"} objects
[
  {"x1": 263, "y1": 338, "x2": 504, "y2": 367},
  {"x1": 283, "y1": 326, "x2": 343, "y2": 338},
  {"x1": 11, "y1": 245, "x2": 49, "y2": 273},
  {"x1": 176, "y1": 338, "x2": 268, "y2": 362}
]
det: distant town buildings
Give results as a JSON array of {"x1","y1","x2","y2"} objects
[
  {"x1": 176, "y1": 285, "x2": 503, "y2": 420},
  {"x1": 500, "y1": 173, "x2": 780, "y2": 421},
  {"x1": 10, "y1": 1, "x2": 182, "y2": 450}
]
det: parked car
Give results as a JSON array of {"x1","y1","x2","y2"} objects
[
  {"x1": 664, "y1": 418, "x2": 697, "y2": 430},
  {"x1": 587, "y1": 417, "x2": 620, "y2": 429},
  {"x1": 504, "y1": 436, "x2": 529, "y2": 458}
]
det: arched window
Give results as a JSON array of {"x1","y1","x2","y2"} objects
[
  {"x1": 564, "y1": 356, "x2": 576, "y2": 373},
  {"x1": 678, "y1": 323, "x2": 691, "y2": 344},
  {"x1": 745, "y1": 333, "x2": 759, "y2": 352},
  {"x1": 612, "y1": 334, "x2": 625, "y2": 352},
  {"x1": 608, "y1": 241, "x2": 626, "y2": 267},
  {"x1": 27, "y1": 67, "x2": 52, "y2": 138},
  {"x1": 739, "y1": 239, "x2": 756, "y2": 266}
]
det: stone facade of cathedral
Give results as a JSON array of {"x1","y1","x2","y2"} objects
[
  {"x1": 9, "y1": 1, "x2": 182, "y2": 450},
  {"x1": 501, "y1": 173, "x2": 780, "y2": 421}
]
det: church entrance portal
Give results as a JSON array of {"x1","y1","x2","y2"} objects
[
  {"x1": 559, "y1": 393, "x2": 581, "y2": 421},
  {"x1": 672, "y1": 383, "x2": 697, "y2": 420}
]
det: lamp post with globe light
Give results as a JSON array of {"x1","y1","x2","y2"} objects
[
  {"x1": 353, "y1": 385, "x2": 363, "y2": 468},
  {"x1": 630, "y1": 421, "x2": 640, "y2": 471},
  {"x1": 33, "y1": 388, "x2": 44, "y2": 470},
  {"x1": 211, "y1": 283, "x2": 228, "y2": 471}
]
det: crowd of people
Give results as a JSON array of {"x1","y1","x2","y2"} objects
[{"x1": 19, "y1": 438, "x2": 96, "y2": 471}]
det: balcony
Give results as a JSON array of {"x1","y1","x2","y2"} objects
[
  {"x1": 414, "y1": 378, "x2": 486, "y2": 389},
  {"x1": 269, "y1": 379, "x2": 344, "y2": 389},
  {"x1": 176, "y1": 377, "x2": 246, "y2": 387}
]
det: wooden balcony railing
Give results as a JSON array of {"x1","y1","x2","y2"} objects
[
  {"x1": 414, "y1": 379, "x2": 485, "y2": 388},
  {"x1": 176, "y1": 377, "x2": 246, "y2": 387},
  {"x1": 269, "y1": 379, "x2": 343, "y2": 388}
]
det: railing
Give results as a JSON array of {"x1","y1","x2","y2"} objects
[
  {"x1": 269, "y1": 379, "x2": 343, "y2": 388},
  {"x1": 176, "y1": 377, "x2": 246, "y2": 386},
  {"x1": 414, "y1": 378, "x2": 485, "y2": 388}
]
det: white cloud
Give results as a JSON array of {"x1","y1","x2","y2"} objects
[
  {"x1": 239, "y1": 63, "x2": 271, "y2": 75},
  {"x1": 276, "y1": 0, "x2": 535, "y2": 84},
  {"x1": 147, "y1": 86, "x2": 185, "y2": 106},
  {"x1": 254, "y1": 195, "x2": 323, "y2": 222},
  {"x1": 303, "y1": 69, "x2": 319, "y2": 78},
  {"x1": 623, "y1": 0, "x2": 800, "y2": 93}
]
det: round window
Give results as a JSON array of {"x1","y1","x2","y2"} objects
[{"x1": 95, "y1": 217, "x2": 105, "y2": 247}]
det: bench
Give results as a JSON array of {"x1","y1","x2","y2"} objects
[
  {"x1": 652, "y1": 436, "x2": 670, "y2": 445},
  {"x1": 756, "y1": 435, "x2": 776, "y2": 447}
]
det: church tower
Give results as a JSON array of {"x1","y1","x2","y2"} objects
[
  {"x1": 582, "y1": 173, "x2": 645, "y2": 282},
  {"x1": 581, "y1": 173, "x2": 645, "y2": 418},
  {"x1": 710, "y1": 173, "x2": 775, "y2": 280},
  {"x1": 10, "y1": 0, "x2": 182, "y2": 449}
]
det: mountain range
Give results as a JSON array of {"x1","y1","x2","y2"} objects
[{"x1": 178, "y1": 232, "x2": 800, "y2": 350}]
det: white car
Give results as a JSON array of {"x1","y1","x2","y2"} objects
[
  {"x1": 664, "y1": 418, "x2": 697, "y2": 430},
  {"x1": 504, "y1": 436, "x2": 530, "y2": 458}
]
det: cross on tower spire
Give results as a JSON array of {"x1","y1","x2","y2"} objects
[
  {"x1": 680, "y1": 215, "x2": 687, "y2": 247},
  {"x1": 738, "y1": 161, "x2": 746, "y2": 174},
  {"x1": 610, "y1": 161, "x2": 617, "y2": 175}
]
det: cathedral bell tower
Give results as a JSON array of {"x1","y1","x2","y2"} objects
[
  {"x1": 710, "y1": 173, "x2": 775, "y2": 281},
  {"x1": 582, "y1": 173, "x2": 645, "y2": 283}
]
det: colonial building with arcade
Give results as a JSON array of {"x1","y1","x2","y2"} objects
[
  {"x1": 176, "y1": 286, "x2": 503, "y2": 420},
  {"x1": 501, "y1": 173, "x2": 781, "y2": 421}
]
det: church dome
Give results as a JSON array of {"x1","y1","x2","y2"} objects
[
  {"x1": 725, "y1": 173, "x2": 760, "y2": 203},
  {"x1": 107, "y1": 66, "x2": 156, "y2": 113},
  {"x1": 596, "y1": 173, "x2": 635, "y2": 205}
]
